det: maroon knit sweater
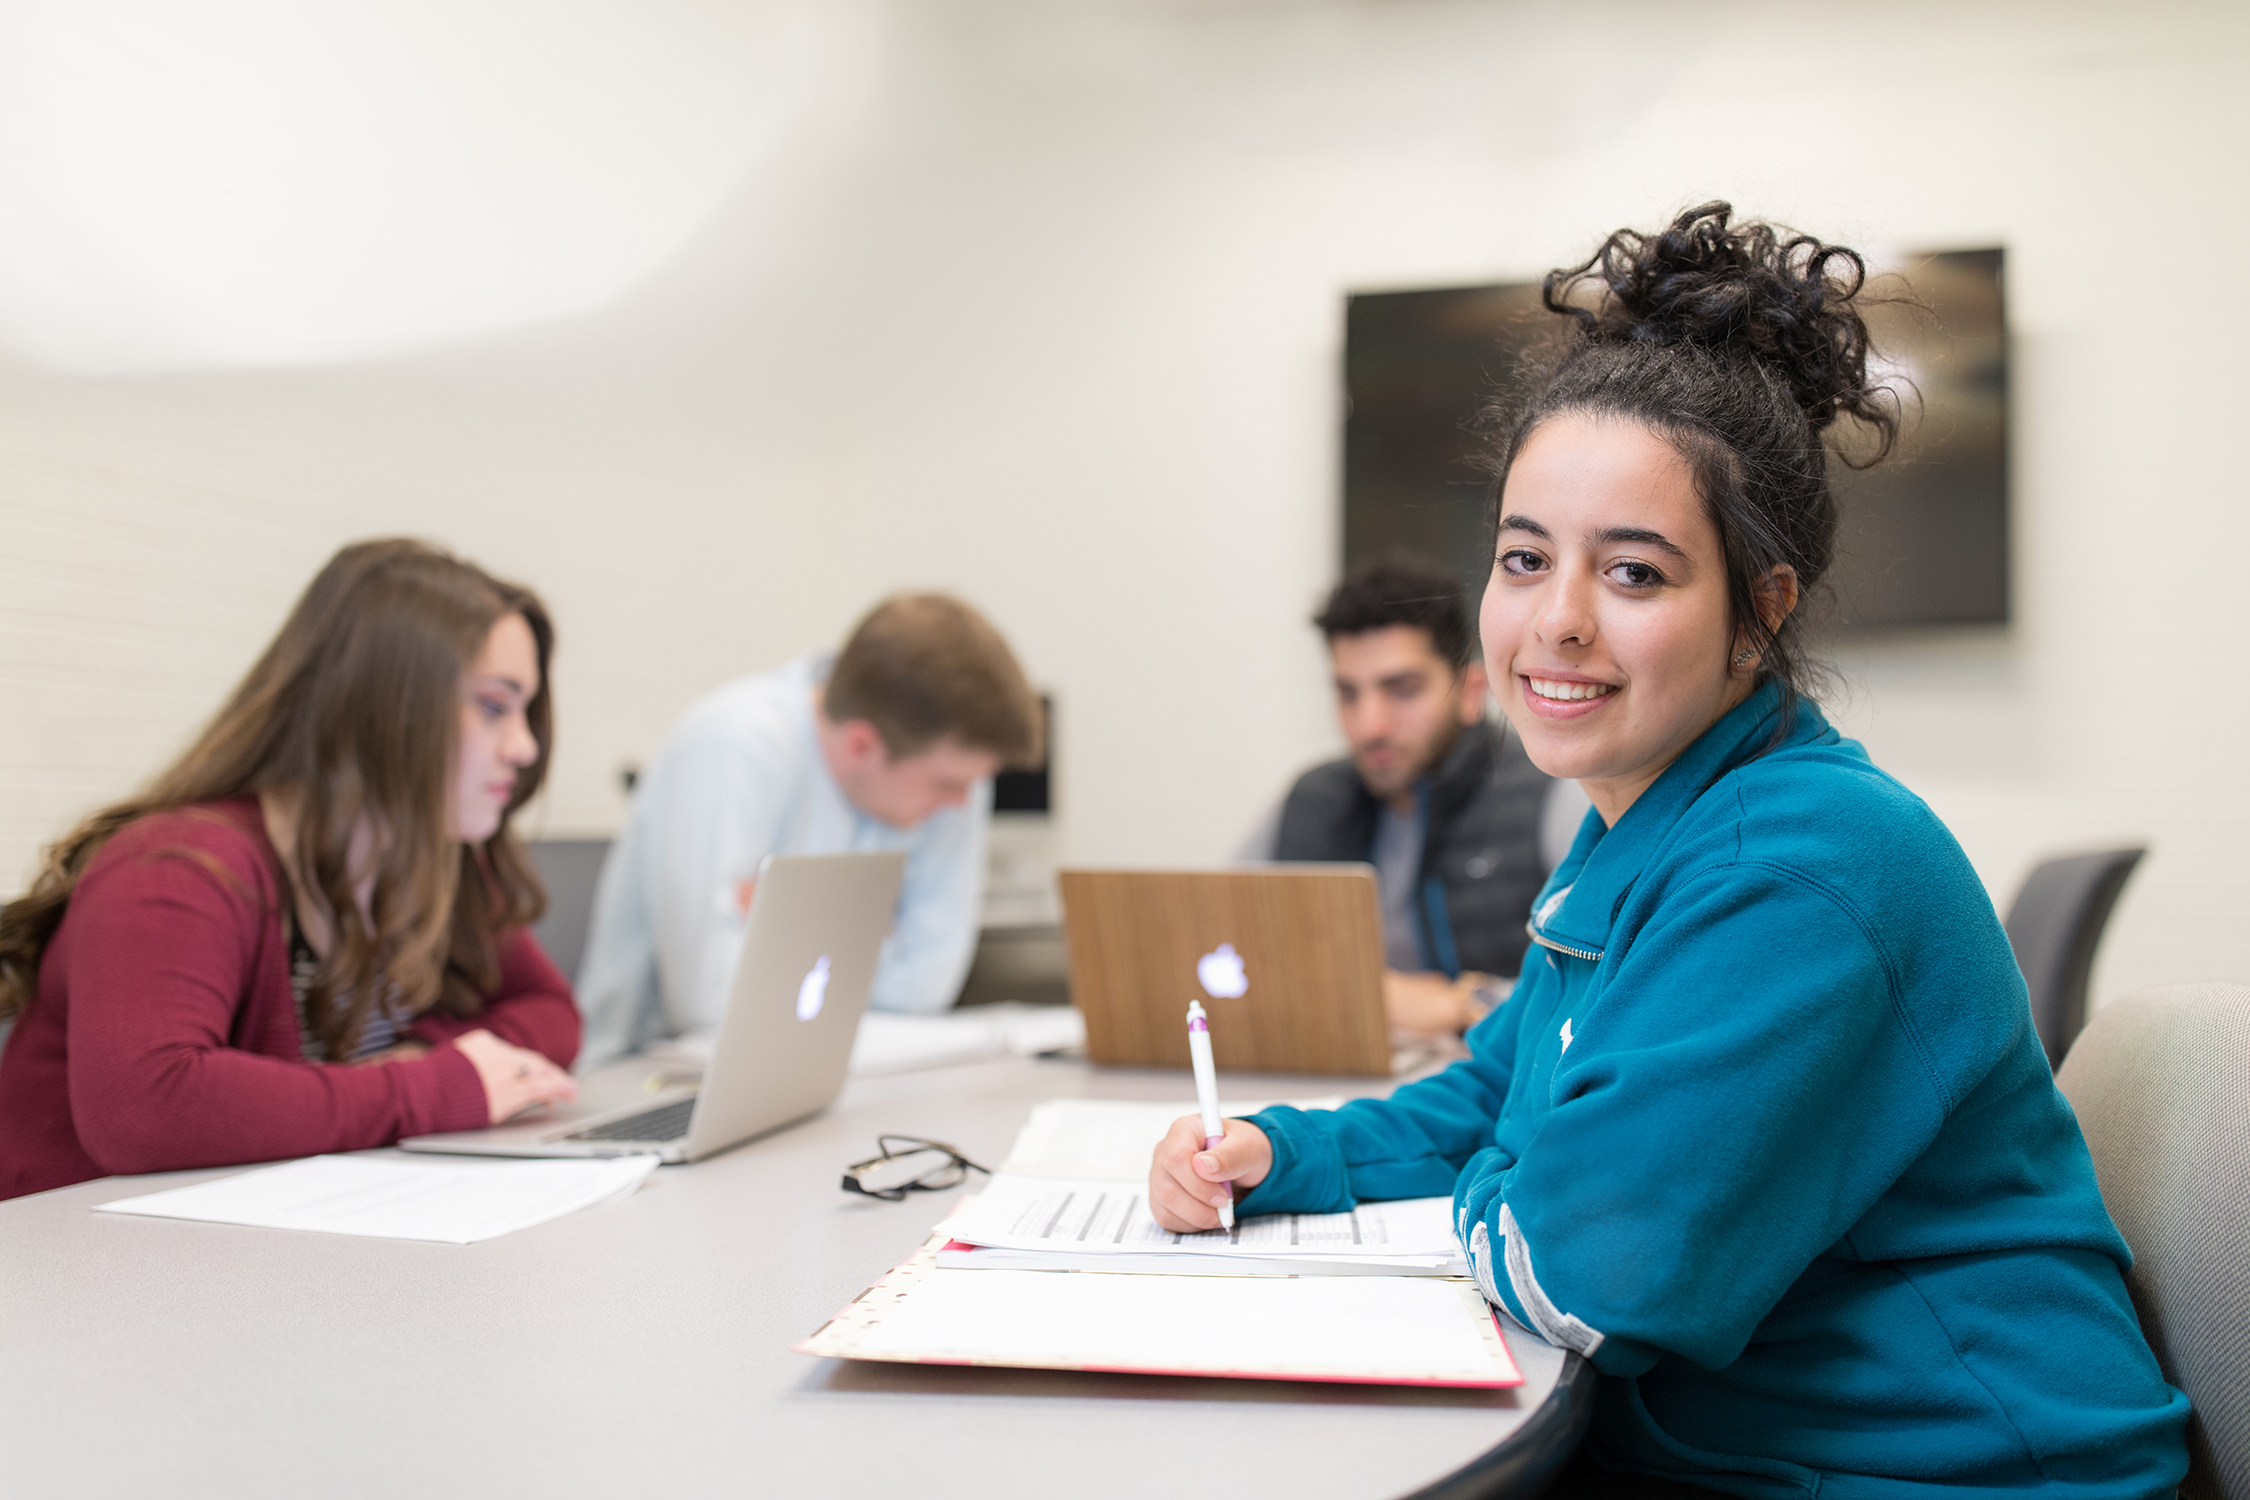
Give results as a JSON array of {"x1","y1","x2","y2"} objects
[{"x1": 0, "y1": 799, "x2": 580, "y2": 1201}]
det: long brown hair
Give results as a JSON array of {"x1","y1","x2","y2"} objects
[{"x1": 0, "y1": 538, "x2": 554, "y2": 1058}]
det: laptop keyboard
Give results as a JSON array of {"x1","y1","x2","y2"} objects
[{"x1": 565, "y1": 1096, "x2": 697, "y2": 1144}]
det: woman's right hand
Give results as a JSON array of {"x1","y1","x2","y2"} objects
[
  {"x1": 1149, "y1": 1114, "x2": 1273, "y2": 1232},
  {"x1": 453, "y1": 1028, "x2": 577, "y2": 1124}
]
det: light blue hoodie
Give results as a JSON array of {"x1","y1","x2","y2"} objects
[{"x1": 1242, "y1": 684, "x2": 2188, "y2": 1497}]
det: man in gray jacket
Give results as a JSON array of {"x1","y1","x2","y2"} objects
[{"x1": 1244, "y1": 557, "x2": 1573, "y2": 1036}]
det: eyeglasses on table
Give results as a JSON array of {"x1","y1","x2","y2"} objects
[{"x1": 840, "y1": 1135, "x2": 991, "y2": 1201}]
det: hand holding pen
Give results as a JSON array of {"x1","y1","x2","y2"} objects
[
  {"x1": 1148, "y1": 1000, "x2": 1273, "y2": 1233},
  {"x1": 1148, "y1": 1114, "x2": 1272, "y2": 1233},
  {"x1": 1186, "y1": 1000, "x2": 1234, "y2": 1230}
]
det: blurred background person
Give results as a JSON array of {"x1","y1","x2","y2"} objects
[
  {"x1": 576, "y1": 593, "x2": 1042, "y2": 1069},
  {"x1": 1240, "y1": 556, "x2": 1579, "y2": 1038},
  {"x1": 0, "y1": 539, "x2": 580, "y2": 1201}
]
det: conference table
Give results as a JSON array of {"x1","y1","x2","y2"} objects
[{"x1": 0, "y1": 1050, "x2": 1583, "y2": 1500}]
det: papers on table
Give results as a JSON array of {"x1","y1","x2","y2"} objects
[
  {"x1": 801, "y1": 1232, "x2": 1520, "y2": 1388},
  {"x1": 651, "y1": 1004, "x2": 1087, "y2": 1080},
  {"x1": 848, "y1": 1004, "x2": 1087, "y2": 1078},
  {"x1": 941, "y1": 1174, "x2": 1466, "y2": 1275},
  {"x1": 94, "y1": 1153, "x2": 658, "y2": 1244},
  {"x1": 942, "y1": 1096, "x2": 1467, "y2": 1276},
  {"x1": 998, "y1": 1095, "x2": 1343, "y2": 1180}
]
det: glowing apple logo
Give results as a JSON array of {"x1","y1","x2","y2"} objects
[
  {"x1": 1195, "y1": 943, "x2": 1248, "y2": 1000},
  {"x1": 796, "y1": 956, "x2": 832, "y2": 1021}
]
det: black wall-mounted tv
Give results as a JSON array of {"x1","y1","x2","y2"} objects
[{"x1": 1342, "y1": 249, "x2": 2008, "y2": 633}]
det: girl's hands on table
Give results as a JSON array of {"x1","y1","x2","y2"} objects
[{"x1": 454, "y1": 1028, "x2": 577, "y2": 1124}]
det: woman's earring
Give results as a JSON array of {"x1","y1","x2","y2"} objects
[{"x1": 1733, "y1": 648, "x2": 1757, "y2": 668}]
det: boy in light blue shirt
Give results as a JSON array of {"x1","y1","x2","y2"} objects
[{"x1": 576, "y1": 594, "x2": 1042, "y2": 1068}]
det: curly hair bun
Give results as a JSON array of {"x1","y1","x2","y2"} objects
[{"x1": 1546, "y1": 201, "x2": 1896, "y2": 449}]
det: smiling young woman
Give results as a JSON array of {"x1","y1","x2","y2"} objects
[
  {"x1": 1487, "y1": 414, "x2": 1765, "y2": 823},
  {"x1": 0, "y1": 539, "x2": 581, "y2": 1201},
  {"x1": 1150, "y1": 205, "x2": 2188, "y2": 1495}
]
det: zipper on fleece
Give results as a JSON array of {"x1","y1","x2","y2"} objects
[{"x1": 1525, "y1": 921, "x2": 1602, "y2": 963}]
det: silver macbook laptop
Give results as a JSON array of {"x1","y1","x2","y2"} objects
[{"x1": 400, "y1": 851, "x2": 906, "y2": 1164}]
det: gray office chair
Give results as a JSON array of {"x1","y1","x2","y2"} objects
[
  {"x1": 1401, "y1": 1351, "x2": 1597, "y2": 1499},
  {"x1": 2003, "y1": 847, "x2": 2145, "y2": 1070},
  {"x1": 2057, "y1": 983, "x2": 2250, "y2": 1499},
  {"x1": 525, "y1": 838, "x2": 611, "y2": 988}
]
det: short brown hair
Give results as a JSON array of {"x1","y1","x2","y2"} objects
[{"x1": 823, "y1": 594, "x2": 1042, "y2": 767}]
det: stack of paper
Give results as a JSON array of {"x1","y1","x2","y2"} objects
[
  {"x1": 940, "y1": 1097, "x2": 1467, "y2": 1277},
  {"x1": 939, "y1": 1175, "x2": 1464, "y2": 1276}
]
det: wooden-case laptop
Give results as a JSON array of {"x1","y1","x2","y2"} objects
[{"x1": 1058, "y1": 866, "x2": 1389, "y2": 1076}]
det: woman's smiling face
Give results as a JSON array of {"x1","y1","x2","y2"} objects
[{"x1": 1480, "y1": 411, "x2": 1762, "y2": 826}]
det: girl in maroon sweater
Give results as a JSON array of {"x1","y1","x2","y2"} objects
[{"x1": 0, "y1": 539, "x2": 582, "y2": 1200}]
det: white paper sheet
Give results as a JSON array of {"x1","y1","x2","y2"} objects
[
  {"x1": 847, "y1": 1004, "x2": 1088, "y2": 1077},
  {"x1": 998, "y1": 1096, "x2": 1344, "y2": 1181},
  {"x1": 640, "y1": 1005, "x2": 1087, "y2": 1080},
  {"x1": 941, "y1": 1172, "x2": 1466, "y2": 1272},
  {"x1": 94, "y1": 1153, "x2": 659, "y2": 1244}
]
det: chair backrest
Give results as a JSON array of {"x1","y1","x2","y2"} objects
[
  {"x1": 2003, "y1": 847, "x2": 2145, "y2": 1069},
  {"x1": 525, "y1": 839, "x2": 612, "y2": 989},
  {"x1": 2056, "y1": 982, "x2": 2250, "y2": 1500}
]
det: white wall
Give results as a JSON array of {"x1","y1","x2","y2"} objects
[{"x1": 3, "y1": 0, "x2": 2245, "y2": 1011}]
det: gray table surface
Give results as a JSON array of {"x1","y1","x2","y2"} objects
[{"x1": 0, "y1": 1054, "x2": 1562, "y2": 1500}]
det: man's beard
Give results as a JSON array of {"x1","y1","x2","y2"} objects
[{"x1": 1352, "y1": 713, "x2": 1464, "y2": 801}]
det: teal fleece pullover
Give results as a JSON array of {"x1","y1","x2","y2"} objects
[{"x1": 1241, "y1": 685, "x2": 2188, "y2": 1497}]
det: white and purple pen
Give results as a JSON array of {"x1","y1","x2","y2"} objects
[{"x1": 1185, "y1": 1000, "x2": 1234, "y2": 1232}]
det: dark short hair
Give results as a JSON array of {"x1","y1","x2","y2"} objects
[
  {"x1": 824, "y1": 593, "x2": 1043, "y2": 767},
  {"x1": 1313, "y1": 556, "x2": 1474, "y2": 670}
]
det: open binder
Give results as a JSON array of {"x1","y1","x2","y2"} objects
[{"x1": 797, "y1": 1232, "x2": 1523, "y2": 1389}]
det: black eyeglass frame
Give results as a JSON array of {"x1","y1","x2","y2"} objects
[{"x1": 840, "y1": 1134, "x2": 992, "y2": 1201}]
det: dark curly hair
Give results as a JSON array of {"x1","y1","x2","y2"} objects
[
  {"x1": 1482, "y1": 201, "x2": 1904, "y2": 738},
  {"x1": 1314, "y1": 554, "x2": 1475, "y2": 670}
]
